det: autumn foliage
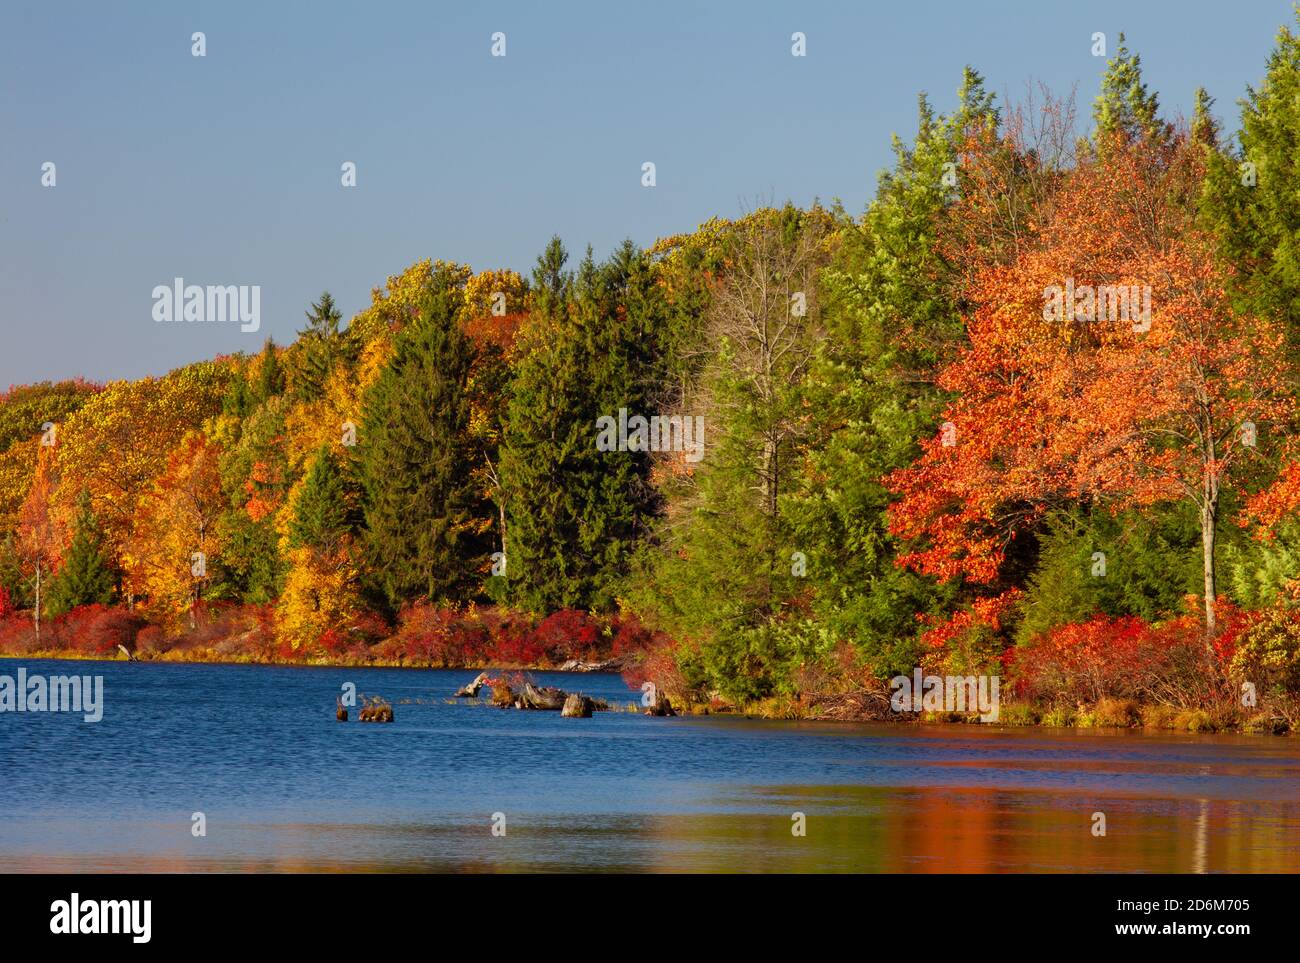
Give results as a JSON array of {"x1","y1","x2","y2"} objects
[{"x1": 889, "y1": 128, "x2": 1295, "y2": 642}]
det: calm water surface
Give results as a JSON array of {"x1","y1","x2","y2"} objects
[{"x1": 1, "y1": 659, "x2": 1298, "y2": 872}]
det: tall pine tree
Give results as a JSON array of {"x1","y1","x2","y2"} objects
[
  {"x1": 359, "y1": 270, "x2": 487, "y2": 606},
  {"x1": 294, "y1": 292, "x2": 348, "y2": 402},
  {"x1": 500, "y1": 238, "x2": 660, "y2": 612},
  {"x1": 1200, "y1": 13, "x2": 1300, "y2": 338}
]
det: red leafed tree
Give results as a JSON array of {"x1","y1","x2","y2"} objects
[{"x1": 888, "y1": 132, "x2": 1295, "y2": 646}]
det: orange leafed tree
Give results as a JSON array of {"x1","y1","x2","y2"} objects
[
  {"x1": 123, "y1": 432, "x2": 225, "y2": 629},
  {"x1": 888, "y1": 132, "x2": 1295, "y2": 644},
  {"x1": 15, "y1": 447, "x2": 65, "y2": 638}
]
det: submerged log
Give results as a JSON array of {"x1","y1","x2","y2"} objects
[
  {"x1": 561, "y1": 693, "x2": 594, "y2": 718},
  {"x1": 455, "y1": 672, "x2": 490, "y2": 698},
  {"x1": 519, "y1": 682, "x2": 567, "y2": 710}
]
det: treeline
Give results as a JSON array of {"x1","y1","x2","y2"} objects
[{"x1": 5, "y1": 22, "x2": 1300, "y2": 728}]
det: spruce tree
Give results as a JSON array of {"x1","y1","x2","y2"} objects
[
  {"x1": 1200, "y1": 14, "x2": 1300, "y2": 339},
  {"x1": 221, "y1": 368, "x2": 253, "y2": 420},
  {"x1": 254, "y1": 338, "x2": 285, "y2": 403},
  {"x1": 295, "y1": 292, "x2": 346, "y2": 401},
  {"x1": 359, "y1": 272, "x2": 487, "y2": 606},
  {"x1": 289, "y1": 445, "x2": 350, "y2": 558},
  {"x1": 45, "y1": 490, "x2": 115, "y2": 616},
  {"x1": 1093, "y1": 33, "x2": 1165, "y2": 145},
  {"x1": 499, "y1": 238, "x2": 660, "y2": 612},
  {"x1": 498, "y1": 239, "x2": 580, "y2": 610}
]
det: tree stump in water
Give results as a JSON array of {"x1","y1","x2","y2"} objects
[
  {"x1": 561, "y1": 693, "x2": 594, "y2": 718},
  {"x1": 358, "y1": 696, "x2": 393, "y2": 722},
  {"x1": 490, "y1": 682, "x2": 515, "y2": 707},
  {"x1": 455, "y1": 672, "x2": 489, "y2": 698},
  {"x1": 519, "y1": 682, "x2": 567, "y2": 710},
  {"x1": 645, "y1": 693, "x2": 676, "y2": 717}
]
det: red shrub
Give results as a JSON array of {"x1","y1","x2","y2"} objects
[
  {"x1": 390, "y1": 603, "x2": 477, "y2": 666},
  {"x1": 529, "y1": 609, "x2": 603, "y2": 662},
  {"x1": 134, "y1": 624, "x2": 166, "y2": 656},
  {"x1": 620, "y1": 630, "x2": 689, "y2": 698},
  {"x1": 1013, "y1": 599, "x2": 1251, "y2": 705},
  {"x1": 488, "y1": 616, "x2": 549, "y2": 665},
  {"x1": 319, "y1": 609, "x2": 390, "y2": 661},
  {"x1": 610, "y1": 612, "x2": 664, "y2": 661},
  {"x1": 48, "y1": 604, "x2": 147, "y2": 656},
  {"x1": 0, "y1": 615, "x2": 36, "y2": 655}
]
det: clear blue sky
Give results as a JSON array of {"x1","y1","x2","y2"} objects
[{"x1": 1, "y1": 0, "x2": 1294, "y2": 387}]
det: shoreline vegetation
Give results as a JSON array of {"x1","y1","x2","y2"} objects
[
  {"x1": 4, "y1": 645, "x2": 1287, "y2": 735},
  {"x1": 2, "y1": 622, "x2": 1290, "y2": 735},
  {"x1": 5, "y1": 24, "x2": 1300, "y2": 740}
]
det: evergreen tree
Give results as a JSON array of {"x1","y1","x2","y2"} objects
[
  {"x1": 498, "y1": 239, "x2": 581, "y2": 610},
  {"x1": 289, "y1": 445, "x2": 350, "y2": 558},
  {"x1": 221, "y1": 368, "x2": 253, "y2": 420},
  {"x1": 1093, "y1": 33, "x2": 1165, "y2": 145},
  {"x1": 1014, "y1": 505, "x2": 1203, "y2": 645},
  {"x1": 254, "y1": 338, "x2": 285, "y2": 403},
  {"x1": 500, "y1": 238, "x2": 660, "y2": 612},
  {"x1": 783, "y1": 70, "x2": 997, "y2": 678},
  {"x1": 359, "y1": 271, "x2": 487, "y2": 606},
  {"x1": 1200, "y1": 14, "x2": 1300, "y2": 339},
  {"x1": 295, "y1": 292, "x2": 347, "y2": 401},
  {"x1": 1190, "y1": 87, "x2": 1221, "y2": 147},
  {"x1": 45, "y1": 490, "x2": 115, "y2": 616}
]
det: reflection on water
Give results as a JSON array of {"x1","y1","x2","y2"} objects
[{"x1": 1, "y1": 660, "x2": 1298, "y2": 872}]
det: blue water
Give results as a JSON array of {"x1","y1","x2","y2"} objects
[{"x1": 2, "y1": 659, "x2": 1299, "y2": 872}]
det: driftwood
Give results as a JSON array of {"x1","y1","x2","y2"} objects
[
  {"x1": 557, "y1": 658, "x2": 622, "y2": 673},
  {"x1": 455, "y1": 672, "x2": 490, "y2": 698},
  {"x1": 336, "y1": 697, "x2": 348, "y2": 722},
  {"x1": 117, "y1": 644, "x2": 139, "y2": 663},
  {"x1": 561, "y1": 693, "x2": 594, "y2": 718},
  {"x1": 803, "y1": 689, "x2": 893, "y2": 722},
  {"x1": 481, "y1": 675, "x2": 609, "y2": 715},
  {"x1": 519, "y1": 682, "x2": 567, "y2": 710}
]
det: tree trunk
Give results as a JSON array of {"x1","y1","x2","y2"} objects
[
  {"x1": 33, "y1": 560, "x2": 41, "y2": 642},
  {"x1": 1201, "y1": 475, "x2": 1219, "y2": 660},
  {"x1": 1200, "y1": 426, "x2": 1221, "y2": 658},
  {"x1": 1201, "y1": 504, "x2": 1216, "y2": 636}
]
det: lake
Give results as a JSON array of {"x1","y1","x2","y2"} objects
[{"x1": 1, "y1": 659, "x2": 1298, "y2": 872}]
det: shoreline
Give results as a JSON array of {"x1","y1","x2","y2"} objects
[{"x1": 4, "y1": 650, "x2": 1292, "y2": 736}]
